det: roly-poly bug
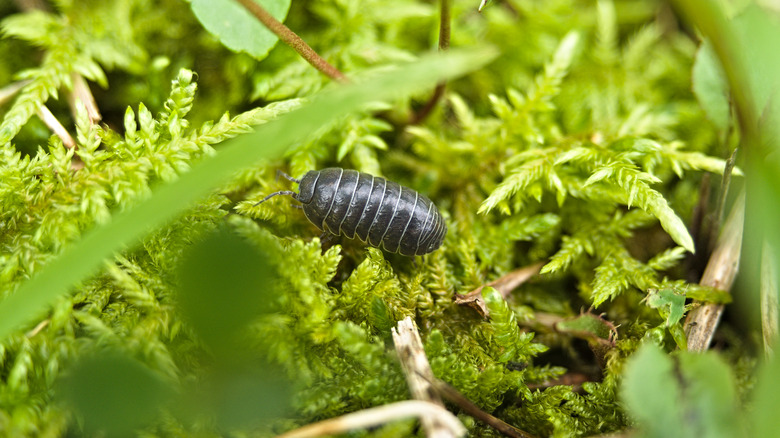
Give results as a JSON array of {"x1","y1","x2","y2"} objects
[{"x1": 255, "y1": 168, "x2": 447, "y2": 256}]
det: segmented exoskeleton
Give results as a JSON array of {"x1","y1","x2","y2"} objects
[{"x1": 255, "y1": 168, "x2": 447, "y2": 256}]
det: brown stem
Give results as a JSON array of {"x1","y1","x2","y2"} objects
[
  {"x1": 276, "y1": 401, "x2": 465, "y2": 438},
  {"x1": 26, "y1": 319, "x2": 49, "y2": 338},
  {"x1": 69, "y1": 73, "x2": 101, "y2": 123},
  {"x1": 455, "y1": 262, "x2": 545, "y2": 318},
  {"x1": 409, "y1": 0, "x2": 451, "y2": 124},
  {"x1": 708, "y1": 146, "x2": 739, "y2": 253},
  {"x1": 425, "y1": 376, "x2": 538, "y2": 438},
  {"x1": 233, "y1": 0, "x2": 347, "y2": 83},
  {"x1": 761, "y1": 241, "x2": 778, "y2": 358},
  {"x1": 683, "y1": 191, "x2": 744, "y2": 351},
  {"x1": 13, "y1": 0, "x2": 50, "y2": 12},
  {"x1": 438, "y1": 0, "x2": 451, "y2": 52},
  {"x1": 391, "y1": 317, "x2": 454, "y2": 437},
  {"x1": 0, "y1": 80, "x2": 31, "y2": 106},
  {"x1": 410, "y1": 83, "x2": 447, "y2": 125},
  {"x1": 37, "y1": 105, "x2": 75, "y2": 148},
  {"x1": 526, "y1": 372, "x2": 591, "y2": 392}
]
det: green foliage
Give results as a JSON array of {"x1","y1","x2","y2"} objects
[
  {"x1": 692, "y1": 40, "x2": 730, "y2": 133},
  {"x1": 621, "y1": 342, "x2": 746, "y2": 438},
  {"x1": 482, "y1": 287, "x2": 548, "y2": 363},
  {"x1": 190, "y1": 0, "x2": 291, "y2": 60},
  {"x1": 57, "y1": 351, "x2": 175, "y2": 436},
  {"x1": 0, "y1": 0, "x2": 766, "y2": 437}
]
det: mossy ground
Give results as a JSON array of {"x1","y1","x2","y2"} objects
[{"x1": 0, "y1": 0, "x2": 760, "y2": 437}]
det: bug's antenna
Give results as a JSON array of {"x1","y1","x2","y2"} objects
[
  {"x1": 254, "y1": 190, "x2": 298, "y2": 206},
  {"x1": 276, "y1": 170, "x2": 301, "y2": 184}
]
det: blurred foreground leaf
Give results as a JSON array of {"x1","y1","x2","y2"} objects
[
  {"x1": 621, "y1": 342, "x2": 744, "y2": 438},
  {"x1": 752, "y1": 345, "x2": 780, "y2": 437},
  {"x1": 692, "y1": 40, "x2": 730, "y2": 132},
  {"x1": 57, "y1": 351, "x2": 174, "y2": 437},
  {"x1": 182, "y1": 363, "x2": 292, "y2": 429},
  {"x1": 176, "y1": 226, "x2": 275, "y2": 353}
]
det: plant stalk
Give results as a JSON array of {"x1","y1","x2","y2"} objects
[
  {"x1": 233, "y1": 0, "x2": 347, "y2": 83},
  {"x1": 409, "y1": 0, "x2": 451, "y2": 124}
]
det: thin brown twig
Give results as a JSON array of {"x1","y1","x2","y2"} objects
[
  {"x1": 409, "y1": 0, "x2": 451, "y2": 124},
  {"x1": 526, "y1": 372, "x2": 591, "y2": 392},
  {"x1": 275, "y1": 401, "x2": 465, "y2": 438},
  {"x1": 37, "y1": 105, "x2": 76, "y2": 148},
  {"x1": 69, "y1": 73, "x2": 101, "y2": 123},
  {"x1": 424, "y1": 376, "x2": 538, "y2": 438},
  {"x1": 391, "y1": 317, "x2": 457, "y2": 438},
  {"x1": 233, "y1": 0, "x2": 347, "y2": 83},
  {"x1": 26, "y1": 319, "x2": 49, "y2": 338},
  {"x1": 455, "y1": 262, "x2": 545, "y2": 317},
  {"x1": 13, "y1": 0, "x2": 50, "y2": 12},
  {"x1": 684, "y1": 191, "x2": 744, "y2": 351},
  {"x1": 709, "y1": 147, "x2": 739, "y2": 253},
  {"x1": 761, "y1": 241, "x2": 778, "y2": 358},
  {"x1": 0, "y1": 80, "x2": 32, "y2": 106}
]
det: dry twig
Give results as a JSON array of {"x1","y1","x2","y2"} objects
[
  {"x1": 69, "y1": 73, "x2": 101, "y2": 123},
  {"x1": 425, "y1": 376, "x2": 538, "y2": 438},
  {"x1": 526, "y1": 372, "x2": 590, "y2": 392},
  {"x1": 761, "y1": 241, "x2": 778, "y2": 357},
  {"x1": 455, "y1": 262, "x2": 544, "y2": 317},
  {"x1": 37, "y1": 105, "x2": 75, "y2": 148},
  {"x1": 684, "y1": 191, "x2": 744, "y2": 351},
  {"x1": 409, "y1": 0, "x2": 451, "y2": 124},
  {"x1": 275, "y1": 400, "x2": 465, "y2": 438},
  {"x1": 0, "y1": 80, "x2": 31, "y2": 106},
  {"x1": 392, "y1": 317, "x2": 459, "y2": 438}
]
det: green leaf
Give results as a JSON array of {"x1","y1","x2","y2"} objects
[
  {"x1": 647, "y1": 246, "x2": 687, "y2": 271},
  {"x1": 692, "y1": 39, "x2": 730, "y2": 132},
  {"x1": 176, "y1": 226, "x2": 276, "y2": 354},
  {"x1": 682, "y1": 283, "x2": 731, "y2": 304},
  {"x1": 642, "y1": 187, "x2": 695, "y2": 253},
  {"x1": 56, "y1": 351, "x2": 174, "y2": 436},
  {"x1": 621, "y1": 343, "x2": 746, "y2": 438},
  {"x1": 0, "y1": 10, "x2": 62, "y2": 47},
  {"x1": 0, "y1": 47, "x2": 498, "y2": 341},
  {"x1": 555, "y1": 312, "x2": 616, "y2": 344},
  {"x1": 645, "y1": 287, "x2": 686, "y2": 327},
  {"x1": 676, "y1": 352, "x2": 744, "y2": 438},
  {"x1": 182, "y1": 362, "x2": 292, "y2": 429},
  {"x1": 482, "y1": 287, "x2": 547, "y2": 363},
  {"x1": 621, "y1": 343, "x2": 686, "y2": 438},
  {"x1": 190, "y1": 0, "x2": 291, "y2": 60},
  {"x1": 732, "y1": 4, "x2": 780, "y2": 123},
  {"x1": 752, "y1": 349, "x2": 780, "y2": 437}
]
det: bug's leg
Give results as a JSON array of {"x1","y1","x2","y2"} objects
[
  {"x1": 276, "y1": 170, "x2": 301, "y2": 184},
  {"x1": 319, "y1": 231, "x2": 338, "y2": 251},
  {"x1": 253, "y1": 190, "x2": 298, "y2": 206}
]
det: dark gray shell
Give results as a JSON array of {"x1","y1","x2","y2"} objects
[{"x1": 297, "y1": 168, "x2": 446, "y2": 256}]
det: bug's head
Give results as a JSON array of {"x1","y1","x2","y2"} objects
[{"x1": 296, "y1": 171, "x2": 319, "y2": 204}]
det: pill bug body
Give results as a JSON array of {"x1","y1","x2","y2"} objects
[{"x1": 258, "y1": 168, "x2": 447, "y2": 256}]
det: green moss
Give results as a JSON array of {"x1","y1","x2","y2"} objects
[{"x1": 0, "y1": 0, "x2": 758, "y2": 436}]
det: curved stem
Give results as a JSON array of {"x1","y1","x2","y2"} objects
[
  {"x1": 233, "y1": 0, "x2": 348, "y2": 83},
  {"x1": 275, "y1": 400, "x2": 465, "y2": 438},
  {"x1": 409, "y1": 0, "x2": 451, "y2": 124}
]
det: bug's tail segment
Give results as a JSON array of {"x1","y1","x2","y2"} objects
[{"x1": 253, "y1": 190, "x2": 298, "y2": 206}]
